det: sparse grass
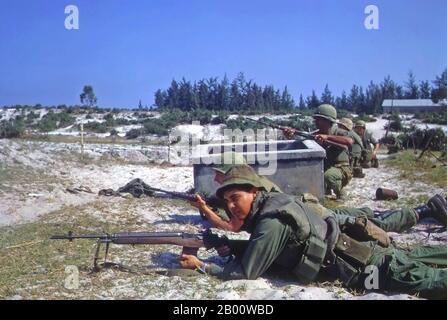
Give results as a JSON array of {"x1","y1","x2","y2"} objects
[
  {"x1": 0, "y1": 197, "x2": 213, "y2": 299},
  {"x1": 0, "y1": 166, "x2": 66, "y2": 194},
  {"x1": 384, "y1": 150, "x2": 447, "y2": 187},
  {"x1": 0, "y1": 215, "x2": 94, "y2": 298},
  {"x1": 22, "y1": 134, "x2": 167, "y2": 146}
]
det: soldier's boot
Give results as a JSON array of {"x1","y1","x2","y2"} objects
[
  {"x1": 361, "y1": 162, "x2": 371, "y2": 169},
  {"x1": 414, "y1": 194, "x2": 447, "y2": 227},
  {"x1": 335, "y1": 189, "x2": 347, "y2": 201},
  {"x1": 353, "y1": 167, "x2": 365, "y2": 178},
  {"x1": 371, "y1": 158, "x2": 379, "y2": 168}
]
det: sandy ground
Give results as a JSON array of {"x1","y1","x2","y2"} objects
[{"x1": 1, "y1": 127, "x2": 447, "y2": 300}]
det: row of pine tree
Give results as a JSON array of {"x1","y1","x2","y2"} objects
[{"x1": 154, "y1": 69, "x2": 447, "y2": 114}]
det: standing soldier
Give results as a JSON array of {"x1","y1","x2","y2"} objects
[
  {"x1": 354, "y1": 120, "x2": 380, "y2": 168},
  {"x1": 338, "y1": 118, "x2": 365, "y2": 178}
]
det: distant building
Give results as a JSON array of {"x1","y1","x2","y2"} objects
[{"x1": 382, "y1": 99, "x2": 447, "y2": 113}]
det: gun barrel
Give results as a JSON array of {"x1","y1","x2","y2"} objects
[
  {"x1": 112, "y1": 232, "x2": 205, "y2": 247},
  {"x1": 50, "y1": 234, "x2": 109, "y2": 240},
  {"x1": 50, "y1": 231, "x2": 213, "y2": 248},
  {"x1": 245, "y1": 117, "x2": 284, "y2": 130},
  {"x1": 145, "y1": 187, "x2": 196, "y2": 202}
]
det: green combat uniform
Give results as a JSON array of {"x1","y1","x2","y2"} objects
[
  {"x1": 207, "y1": 171, "x2": 447, "y2": 298},
  {"x1": 355, "y1": 121, "x2": 379, "y2": 168},
  {"x1": 313, "y1": 105, "x2": 353, "y2": 198},
  {"x1": 302, "y1": 193, "x2": 447, "y2": 236},
  {"x1": 361, "y1": 130, "x2": 379, "y2": 168},
  {"x1": 300, "y1": 195, "x2": 419, "y2": 234},
  {"x1": 338, "y1": 118, "x2": 365, "y2": 178},
  {"x1": 324, "y1": 124, "x2": 353, "y2": 197}
]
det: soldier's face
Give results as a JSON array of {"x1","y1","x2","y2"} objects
[
  {"x1": 223, "y1": 188, "x2": 258, "y2": 220},
  {"x1": 214, "y1": 172, "x2": 225, "y2": 184},
  {"x1": 355, "y1": 127, "x2": 365, "y2": 136},
  {"x1": 314, "y1": 117, "x2": 332, "y2": 132}
]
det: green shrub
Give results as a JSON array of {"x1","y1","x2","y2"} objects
[
  {"x1": 24, "y1": 111, "x2": 39, "y2": 125},
  {"x1": 211, "y1": 112, "x2": 229, "y2": 125},
  {"x1": 143, "y1": 119, "x2": 169, "y2": 135},
  {"x1": 36, "y1": 110, "x2": 75, "y2": 132},
  {"x1": 126, "y1": 128, "x2": 142, "y2": 139},
  {"x1": 225, "y1": 117, "x2": 261, "y2": 131},
  {"x1": 415, "y1": 111, "x2": 447, "y2": 125},
  {"x1": 383, "y1": 113, "x2": 403, "y2": 132},
  {"x1": 336, "y1": 109, "x2": 350, "y2": 119},
  {"x1": 82, "y1": 121, "x2": 108, "y2": 133},
  {"x1": 0, "y1": 119, "x2": 25, "y2": 138},
  {"x1": 277, "y1": 115, "x2": 315, "y2": 132},
  {"x1": 397, "y1": 127, "x2": 447, "y2": 151},
  {"x1": 355, "y1": 113, "x2": 377, "y2": 123},
  {"x1": 115, "y1": 118, "x2": 130, "y2": 125}
]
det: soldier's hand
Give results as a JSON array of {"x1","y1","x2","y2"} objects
[
  {"x1": 314, "y1": 134, "x2": 328, "y2": 144},
  {"x1": 189, "y1": 194, "x2": 207, "y2": 210},
  {"x1": 179, "y1": 254, "x2": 202, "y2": 270},
  {"x1": 283, "y1": 127, "x2": 297, "y2": 139}
]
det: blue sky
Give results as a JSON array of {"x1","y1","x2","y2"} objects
[{"x1": 0, "y1": 0, "x2": 446, "y2": 108}]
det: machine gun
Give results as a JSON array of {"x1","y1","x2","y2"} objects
[
  {"x1": 245, "y1": 117, "x2": 348, "y2": 150},
  {"x1": 51, "y1": 229, "x2": 229, "y2": 270}
]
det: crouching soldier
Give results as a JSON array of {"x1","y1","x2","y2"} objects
[
  {"x1": 354, "y1": 120, "x2": 380, "y2": 168},
  {"x1": 337, "y1": 117, "x2": 365, "y2": 178},
  {"x1": 179, "y1": 166, "x2": 447, "y2": 299}
]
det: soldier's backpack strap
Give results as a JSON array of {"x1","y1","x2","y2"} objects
[{"x1": 291, "y1": 204, "x2": 328, "y2": 284}]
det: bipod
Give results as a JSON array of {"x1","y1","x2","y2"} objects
[{"x1": 91, "y1": 236, "x2": 112, "y2": 273}]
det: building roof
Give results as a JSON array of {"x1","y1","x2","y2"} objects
[{"x1": 382, "y1": 99, "x2": 446, "y2": 108}]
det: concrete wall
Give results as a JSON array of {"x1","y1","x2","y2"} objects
[{"x1": 192, "y1": 139, "x2": 326, "y2": 199}]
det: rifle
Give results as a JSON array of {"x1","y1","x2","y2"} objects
[
  {"x1": 51, "y1": 229, "x2": 229, "y2": 270},
  {"x1": 245, "y1": 117, "x2": 348, "y2": 150},
  {"x1": 145, "y1": 186, "x2": 219, "y2": 206},
  {"x1": 113, "y1": 179, "x2": 225, "y2": 214}
]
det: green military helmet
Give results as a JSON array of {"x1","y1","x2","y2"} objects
[
  {"x1": 216, "y1": 165, "x2": 264, "y2": 199},
  {"x1": 355, "y1": 120, "x2": 366, "y2": 128},
  {"x1": 212, "y1": 151, "x2": 247, "y2": 174},
  {"x1": 313, "y1": 104, "x2": 337, "y2": 123},
  {"x1": 338, "y1": 118, "x2": 353, "y2": 131}
]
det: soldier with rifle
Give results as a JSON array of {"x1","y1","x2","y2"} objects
[
  {"x1": 189, "y1": 152, "x2": 282, "y2": 231},
  {"x1": 276, "y1": 104, "x2": 354, "y2": 199},
  {"x1": 51, "y1": 166, "x2": 447, "y2": 298},
  {"x1": 247, "y1": 106, "x2": 354, "y2": 198},
  {"x1": 178, "y1": 165, "x2": 447, "y2": 299},
  {"x1": 337, "y1": 118, "x2": 365, "y2": 178}
]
